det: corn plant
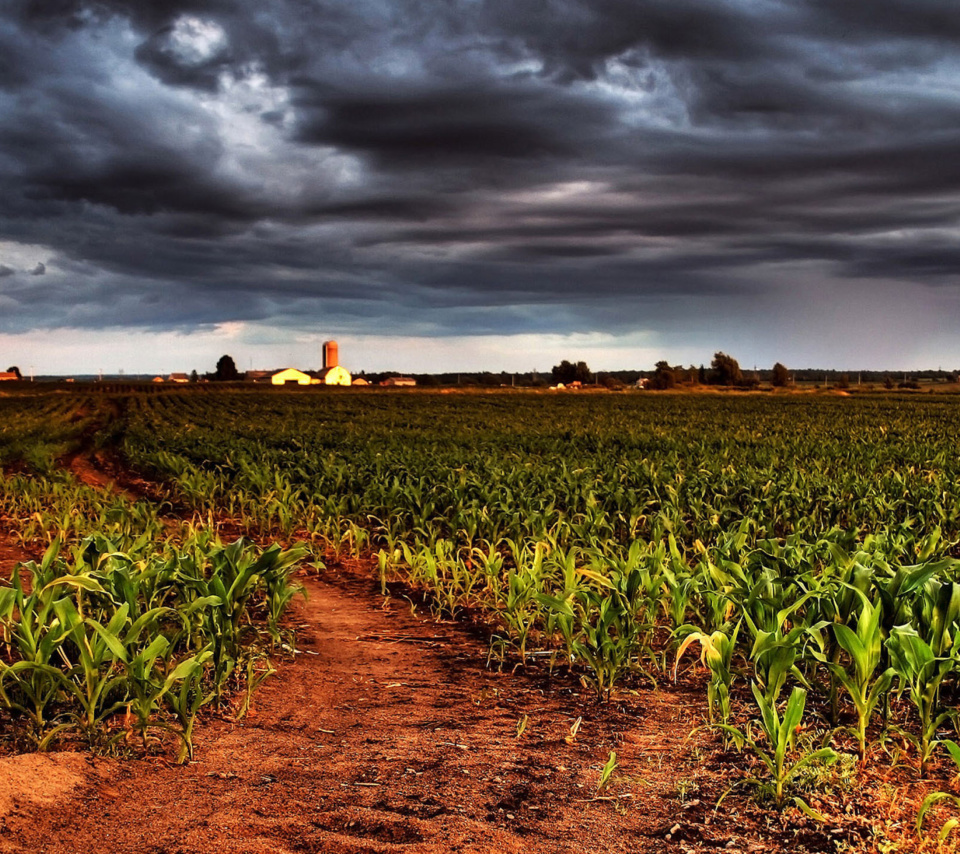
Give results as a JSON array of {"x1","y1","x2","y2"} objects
[
  {"x1": 675, "y1": 621, "x2": 740, "y2": 725},
  {"x1": 887, "y1": 626, "x2": 960, "y2": 773},
  {"x1": 820, "y1": 592, "x2": 894, "y2": 761},
  {"x1": 719, "y1": 684, "x2": 837, "y2": 812}
]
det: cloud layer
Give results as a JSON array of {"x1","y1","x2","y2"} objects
[{"x1": 2, "y1": 0, "x2": 960, "y2": 369}]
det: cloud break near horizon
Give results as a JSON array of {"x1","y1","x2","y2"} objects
[{"x1": 2, "y1": 0, "x2": 960, "y2": 375}]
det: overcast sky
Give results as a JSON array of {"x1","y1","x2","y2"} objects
[{"x1": 2, "y1": 0, "x2": 960, "y2": 374}]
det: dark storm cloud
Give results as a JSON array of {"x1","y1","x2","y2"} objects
[
  {"x1": 0, "y1": 265, "x2": 15, "y2": 277},
  {"x1": 2, "y1": 0, "x2": 960, "y2": 347},
  {"x1": 290, "y1": 80, "x2": 616, "y2": 167}
]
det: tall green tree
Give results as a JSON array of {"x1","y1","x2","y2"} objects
[
  {"x1": 771, "y1": 362, "x2": 789, "y2": 387},
  {"x1": 711, "y1": 352, "x2": 742, "y2": 386},
  {"x1": 649, "y1": 361, "x2": 677, "y2": 390},
  {"x1": 215, "y1": 355, "x2": 240, "y2": 382},
  {"x1": 551, "y1": 360, "x2": 591, "y2": 384}
]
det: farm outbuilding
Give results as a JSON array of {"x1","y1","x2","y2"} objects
[
  {"x1": 0, "y1": 372, "x2": 18, "y2": 382},
  {"x1": 317, "y1": 366, "x2": 352, "y2": 386},
  {"x1": 380, "y1": 376, "x2": 416, "y2": 387},
  {"x1": 272, "y1": 368, "x2": 313, "y2": 386},
  {"x1": 168, "y1": 373, "x2": 189, "y2": 383}
]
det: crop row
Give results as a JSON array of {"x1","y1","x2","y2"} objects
[
  {"x1": 119, "y1": 389, "x2": 960, "y2": 824},
  {"x1": 0, "y1": 394, "x2": 309, "y2": 760}
]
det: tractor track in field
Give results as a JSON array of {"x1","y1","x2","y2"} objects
[{"x1": 0, "y1": 453, "x2": 844, "y2": 854}]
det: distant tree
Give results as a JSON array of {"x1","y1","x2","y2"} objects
[
  {"x1": 836, "y1": 373, "x2": 850, "y2": 389},
  {"x1": 6, "y1": 366, "x2": 21, "y2": 379},
  {"x1": 189, "y1": 369, "x2": 199, "y2": 383},
  {"x1": 710, "y1": 352, "x2": 742, "y2": 386},
  {"x1": 771, "y1": 362, "x2": 790, "y2": 387},
  {"x1": 551, "y1": 360, "x2": 573, "y2": 384},
  {"x1": 649, "y1": 361, "x2": 677, "y2": 390},
  {"x1": 698, "y1": 364, "x2": 707, "y2": 384},
  {"x1": 551, "y1": 360, "x2": 591, "y2": 385},
  {"x1": 215, "y1": 355, "x2": 240, "y2": 382},
  {"x1": 883, "y1": 375, "x2": 894, "y2": 390}
]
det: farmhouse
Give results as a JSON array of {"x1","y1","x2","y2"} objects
[
  {"x1": 168, "y1": 373, "x2": 189, "y2": 383},
  {"x1": 271, "y1": 368, "x2": 313, "y2": 386}
]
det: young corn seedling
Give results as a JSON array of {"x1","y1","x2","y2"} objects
[
  {"x1": 821, "y1": 592, "x2": 894, "y2": 762},
  {"x1": 674, "y1": 621, "x2": 740, "y2": 726},
  {"x1": 596, "y1": 751, "x2": 618, "y2": 794},
  {"x1": 747, "y1": 623, "x2": 807, "y2": 704},
  {"x1": 52, "y1": 596, "x2": 132, "y2": 736},
  {"x1": 501, "y1": 568, "x2": 541, "y2": 662},
  {"x1": 886, "y1": 625, "x2": 960, "y2": 773},
  {"x1": 718, "y1": 684, "x2": 837, "y2": 814},
  {"x1": 516, "y1": 714, "x2": 529, "y2": 739},
  {"x1": 165, "y1": 648, "x2": 213, "y2": 763}
]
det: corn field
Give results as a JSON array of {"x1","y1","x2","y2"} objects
[{"x1": 5, "y1": 386, "x2": 960, "y2": 834}]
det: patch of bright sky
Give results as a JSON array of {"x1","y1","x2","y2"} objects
[
  {"x1": 589, "y1": 50, "x2": 690, "y2": 130},
  {"x1": 0, "y1": 324, "x2": 681, "y2": 376},
  {"x1": 166, "y1": 17, "x2": 229, "y2": 65},
  {"x1": 5, "y1": 300, "x2": 960, "y2": 376},
  {"x1": 0, "y1": 241, "x2": 51, "y2": 274},
  {"x1": 203, "y1": 68, "x2": 364, "y2": 201}
]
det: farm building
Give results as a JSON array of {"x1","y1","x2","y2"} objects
[
  {"x1": 168, "y1": 373, "x2": 189, "y2": 383},
  {"x1": 381, "y1": 376, "x2": 417, "y2": 387},
  {"x1": 272, "y1": 368, "x2": 313, "y2": 386},
  {"x1": 352, "y1": 377, "x2": 370, "y2": 386},
  {"x1": 245, "y1": 370, "x2": 273, "y2": 384},
  {"x1": 308, "y1": 339, "x2": 351, "y2": 385},
  {"x1": 0, "y1": 372, "x2": 18, "y2": 382},
  {"x1": 316, "y1": 366, "x2": 352, "y2": 386}
]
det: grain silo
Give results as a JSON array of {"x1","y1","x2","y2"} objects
[{"x1": 323, "y1": 340, "x2": 339, "y2": 369}]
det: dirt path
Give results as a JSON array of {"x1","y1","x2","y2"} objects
[{"x1": 0, "y1": 560, "x2": 766, "y2": 854}]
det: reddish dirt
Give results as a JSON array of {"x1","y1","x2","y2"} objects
[
  {"x1": 0, "y1": 531, "x2": 33, "y2": 577},
  {"x1": 62, "y1": 451, "x2": 145, "y2": 504},
  {"x1": 0, "y1": 557, "x2": 820, "y2": 854}
]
